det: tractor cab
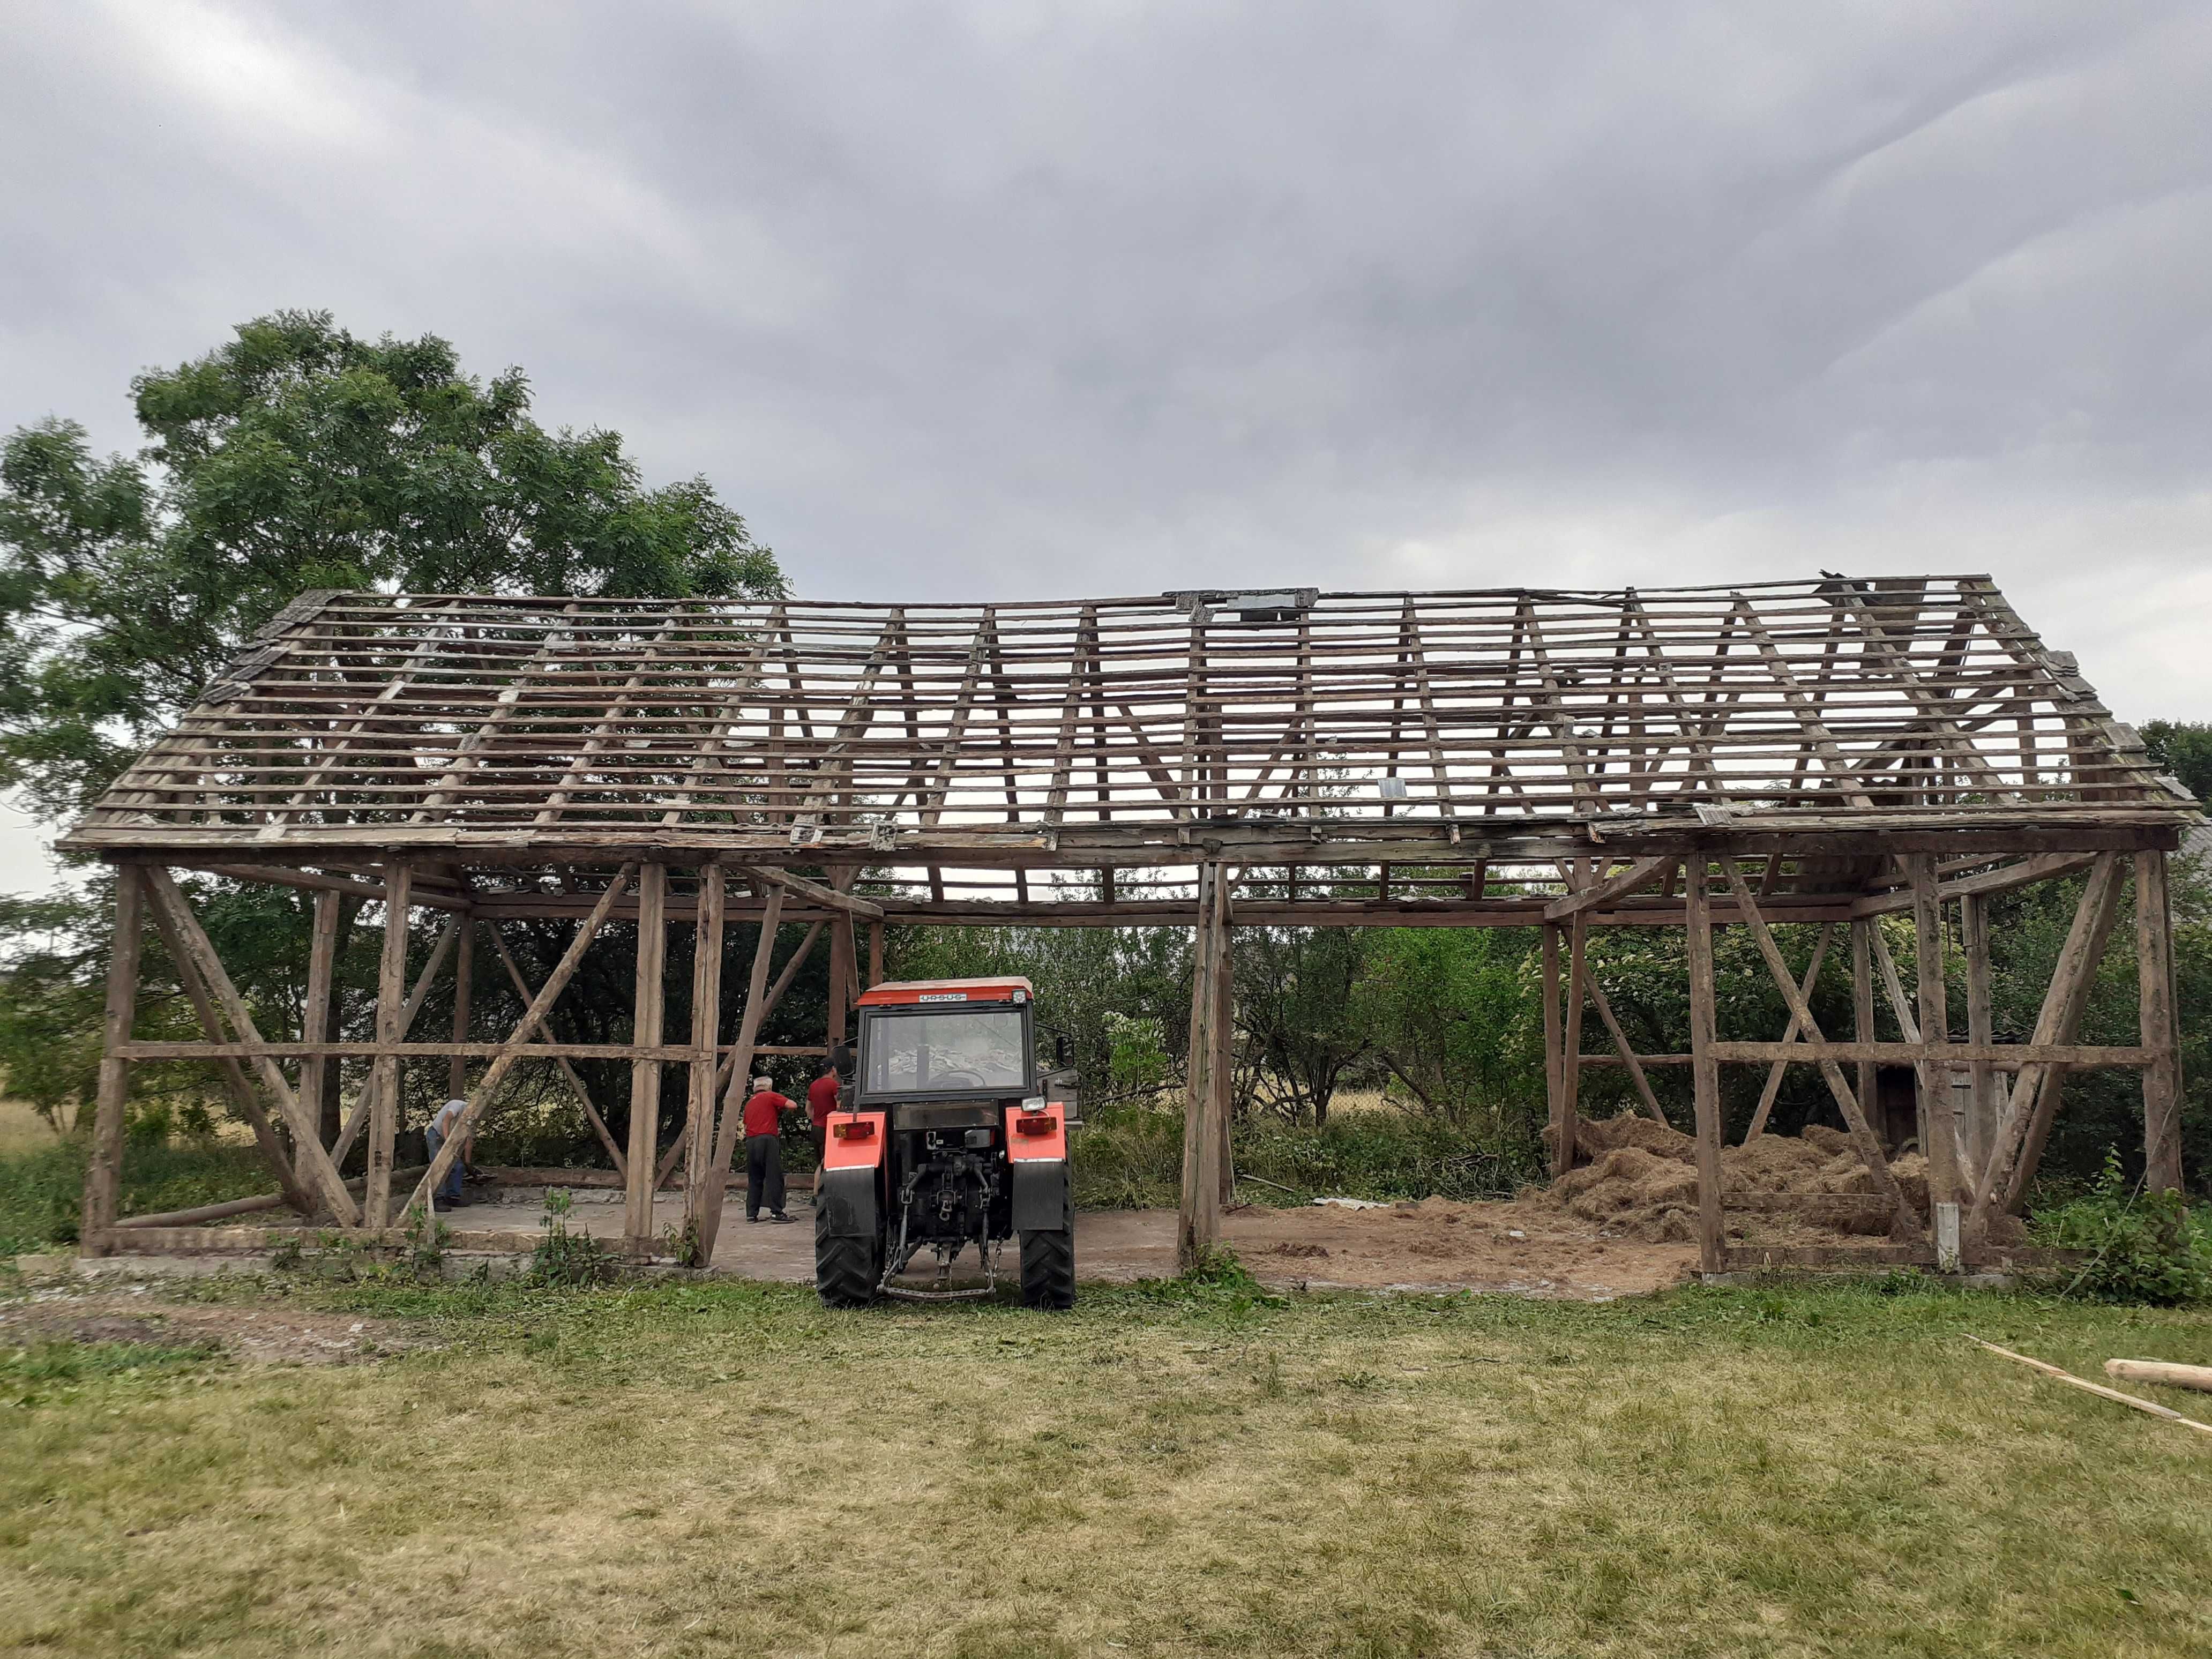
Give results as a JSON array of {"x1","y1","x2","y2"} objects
[{"x1": 816, "y1": 977, "x2": 1077, "y2": 1307}]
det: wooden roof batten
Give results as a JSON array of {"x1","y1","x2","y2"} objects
[{"x1": 61, "y1": 576, "x2": 2198, "y2": 921}]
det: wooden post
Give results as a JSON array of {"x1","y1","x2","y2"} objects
[
  {"x1": 80, "y1": 868, "x2": 146, "y2": 1255},
  {"x1": 302, "y1": 889, "x2": 342, "y2": 1149},
  {"x1": 868, "y1": 920, "x2": 885, "y2": 988},
  {"x1": 625, "y1": 863, "x2": 668, "y2": 1245},
  {"x1": 1961, "y1": 893, "x2": 1999, "y2": 1177},
  {"x1": 1178, "y1": 865, "x2": 1225, "y2": 1268},
  {"x1": 827, "y1": 913, "x2": 852, "y2": 1055},
  {"x1": 368, "y1": 860, "x2": 413, "y2": 1228},
  {"x1": 694, "y1": 886, "x2": 786, "y2": 1262},
  {"x1": 1684, "y1": 858, "x2": 1725, "y2": 1274},
  {"x1": 1911, "y1": 855, "x2": 1964, "y2": 1207},
  {"x1": 1557, "y1": 914, "x2": 1587, "y2": 1175},
  {"x1": 1541, "y1": 923, "x2": 1565, "y2": 1175},
  {"x1": 447, "y1": 914, "x2": 473, "y2": 1103},
  {"x1": 1851, "y1": 918, "x2": 1878, "y2": 1147},
  {"x1": 683, "y1": 865, "x2": 728, "y2": 1243},
  {"x1": 1214, "y1": 875, "x2": 1235, "y2": 1206},
  {"x1": 2137, "y1": 850, "x2": 2185, "y2": 1194}
]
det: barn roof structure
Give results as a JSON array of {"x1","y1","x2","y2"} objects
[
  {"x1": 65, "y1": 574, "x2": 2195, "y2": 1282},
  {"x1": 58, "y1": 574, "x2": 2199, "y2": 924}
]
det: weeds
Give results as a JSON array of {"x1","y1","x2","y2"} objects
[
  {"x1": 529, "y1": 1189, "x2": 615, "y2": 1287},
  {"x1": 0, "y1": 1137, "x2": 269, "y2": 1253},
  {"x1": 2032, "y1": 1151, "x2": 2210, "y2": 1305}
]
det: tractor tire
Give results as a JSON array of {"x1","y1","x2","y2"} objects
[
  {"x1": 816, "y1": 1206, "x2": 881, "y2": 1308},
  {"x1": 1019, "y1": 1194, "x2": 1075, "y2": 1311}
]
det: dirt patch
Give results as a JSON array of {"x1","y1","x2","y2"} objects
[{"x1": 0, "y1": 1289, "x2": 429, "y2": 1366}]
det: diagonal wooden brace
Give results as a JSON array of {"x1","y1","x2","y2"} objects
[{"x1": 143, "y1": 869, "x2": 359, "y2": 1225}]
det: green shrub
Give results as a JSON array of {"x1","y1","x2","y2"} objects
[{"x1": 2032, "y1": 1152, "x2": 2210, "y2": 1305}]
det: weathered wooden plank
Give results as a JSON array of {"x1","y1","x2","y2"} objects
[{"x1": 80, "y1": 870, "x2": 146, "y2": 1254}]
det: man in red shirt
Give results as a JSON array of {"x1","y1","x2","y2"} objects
[
  {"x1": 741, "y1": 1075, "x2": 795, "y2": 1224},
  {"x1": 805, "y1": 1065, "x2": 842, "y2": 1192}
]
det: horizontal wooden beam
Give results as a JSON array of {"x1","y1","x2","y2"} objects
[
  {"x1": 1588, "y1": 1042, "x2": 2154, "y2": 1068},
  {"x1": 118, "y1": 1041, "x2": 828, "y2": 1062}
]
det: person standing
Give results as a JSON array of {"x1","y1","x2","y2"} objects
[
  {"x1": 742, "y1": 1075, "x2": 795, "y2": 1224},
  {"x1": 425, "y1": 1097, "x2": 470, "y2": 1207},
  {"x1": 805, "y1": 1063, "x2": 842, "y2": 1196}
]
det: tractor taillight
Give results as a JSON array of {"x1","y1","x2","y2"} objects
[
  {"x1": 833, "y1": 1120, "x2": 876, "y2": 1141},
  {"x1": 1013, "y1": 1115, "x2": 1056, "y2": 1137}
]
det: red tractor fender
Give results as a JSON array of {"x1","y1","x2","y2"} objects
[
  {"x1": 817, "y1": 1110, "x2": 886, "y2": 1239},
  {"x1": 1005, "y1": 1099, "x2": 1068, "y2": 1232}
]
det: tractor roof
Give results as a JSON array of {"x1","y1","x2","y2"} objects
[{"x1": 857, "y1": 976, "x2": 1033, "y2": 1007}]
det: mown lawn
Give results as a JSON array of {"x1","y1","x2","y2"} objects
[{"x1": 3, "y1": 1267, "x2": 2209, "y2": 1658}]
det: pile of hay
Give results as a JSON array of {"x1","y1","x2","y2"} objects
[{"x1": 1545, "y1": 1114, "x2": 1947, "y2": 1243}]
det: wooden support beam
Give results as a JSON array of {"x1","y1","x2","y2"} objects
[
  {"x1": 1721, "y1": 864, "x2": 1917, "y2": 1234},
  {"x1": 1712, "y1": 1041, "x2": 2153, "y2": 1066},
  {"x1": 367, "y1": 860, "x2": 413, "y2": 1228},
  {"x1": 1541, "y1": 923, "x2": 1564, "y2": 1170},
  {"x1": 1911, "y1": 854, "x2": 1966, "y2": 1206},
  {"x1": 142, "y1": 869, "x2": 359, "y2": 1224},
  {"x1": 1555, "y1": 914, "x2": 1588, "y2": 1177},
  {"x1": 1745, "y1": 924, "x2": 1835, "y2": 1140},
  {"x1": 1871, "y1": 923, "x2": 1921, "y2": 1044},
  {"x1": 1975, "y1": 854, "x2": 2126, "y2": 1224},
  {"x1": 447, "y1": 914, "x2": 473, "y2": 1102},
  {"x1": 2137, "y1": 850, "x2": 2185, "y2": 1194},
  {"x1": 407, "y1": 866, "x2": 636, "y2": 1214},
  {"x1": 1178, "y1": 864, "x2": 1229, "y2": 1267},
  {"x1": 868, "y1": 920, "x2": 885, "y2": 988},
  {"x1": 625, "y1": 863, "x2": 669, "y2": 1242},
  {"x1": 302, "y1": 888, "x2": 342, "y2": 1148},
  {"x1": 1852, "y1": 918, "x2": 1878, "y2": 1149},
  {"x1": 1961, "y1": 892, "x2": 2001, "y2": 1177},
  {"x1": 1850, "y1": 852, "x2": 2096, "y2": 916},
  {"x1": 79, "y1": 869, "x2": 146, "y2": 1254},
  {"x1": 682, "y1": 865, "x2": 728, "y2": 1231},
  {"x1": 1684, "y1": 862, "x2": 1725, "y2": 1273},
  {"x1": 694, "y1": 886, "x2": 787, "y2": 1262}
]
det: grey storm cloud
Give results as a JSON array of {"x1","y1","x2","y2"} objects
[{"x1": 5, "y1": 0, "x2": 2211, "y2": 725}]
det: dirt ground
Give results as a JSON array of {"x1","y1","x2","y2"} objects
[
  {"x1": 429, "y1": 1182, "x2": 1692, "y2": 1298},
  {"x1": 0, "y1": 1285, "x2": 429, "y2": 1365}
]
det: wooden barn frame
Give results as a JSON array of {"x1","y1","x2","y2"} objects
[{"x1": 62, "y1": 574, "x2": 2195, "y2": 1275}]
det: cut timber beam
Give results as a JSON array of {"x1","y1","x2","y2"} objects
[{"x1": 729, "y1": 863, "x2": 885, "y2": 920}]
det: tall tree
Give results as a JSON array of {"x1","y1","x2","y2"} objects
[
  {"x1": 0, "y1": 309, "x2": 782, "y2": 819},
  {"x1": 0, "y1": 311, "x2": 785, "y2": 1138}
]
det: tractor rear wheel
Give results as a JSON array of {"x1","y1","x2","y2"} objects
[
  {"x1": 1018, "y1": 1194, "x2": 1075, "y2": 1311},
  {"x1": 816, "y1": 1205, "x2": 881, "y2": 1307}
]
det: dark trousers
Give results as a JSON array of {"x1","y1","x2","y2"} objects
[{"x1": 745, "y1": 1133, "x2": 787, "y2": 1219}]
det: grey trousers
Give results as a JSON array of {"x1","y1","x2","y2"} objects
[{"x1": 745, "y1": 1133, "x2": 787, "y2": 1219}]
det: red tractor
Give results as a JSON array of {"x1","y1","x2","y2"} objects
[{"x1": 814, "y1": 976, "x2": 1077, "y2": 1309}]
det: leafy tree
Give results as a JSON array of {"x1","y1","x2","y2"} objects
[
  {"x1": 2141, "y1": 720, "x2": 2212, "y2": 811},
  {"x1": 0, "y1": 308, "x2": 781, "y2": 819},
  {"x1": 0, "y1": 311, "x2": 786, "y2": 1142}
]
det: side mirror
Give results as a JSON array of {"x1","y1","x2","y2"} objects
[{"x1": 1055, "y1": 1032, "x2": 1071, "y2": 1068}]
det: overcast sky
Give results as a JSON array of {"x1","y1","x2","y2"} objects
[{"x1": 5, "y1": 1, "x2": 2210, "y2": 888}]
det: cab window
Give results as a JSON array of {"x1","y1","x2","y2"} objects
[{"x1": 863, "y1": 1007, "x2": 1027, "y2": 1095}]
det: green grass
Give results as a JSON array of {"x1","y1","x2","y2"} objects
[
  {"x1": 1074, "y1": 1103, "x2": 1540, "y2": 1209},
  {"x1": 3, "y1": 1271, "x2": 2209, "y2": 1656},
  {"x1": 0, "y1": 1136, "x2": 273, "y2": 1254}
]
